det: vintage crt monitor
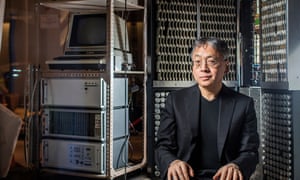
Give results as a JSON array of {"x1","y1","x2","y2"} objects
[
  {"x1": 46, "y1": 12, "x2": 132, "y2": 70},
  {"x1": 64, "y1": 13, "x2": 107, "y2": 56}
]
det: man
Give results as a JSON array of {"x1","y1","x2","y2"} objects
[{"x1": 155, "y1": 37, "x2": 259, "y2": 180}]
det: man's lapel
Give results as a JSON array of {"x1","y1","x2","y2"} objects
[
  {"x1": 186, "y1": 85, "x2": 201, "y2": 138},
  {"x1": 217, "y1": 88, "x2": 235, "y2": 159}
]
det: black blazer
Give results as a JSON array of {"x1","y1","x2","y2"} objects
[{"x1": 155, "y1": 84, "x2": 259, "y2": 180}]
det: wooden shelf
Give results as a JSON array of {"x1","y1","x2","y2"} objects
[{"x1": 39, "y1": 0, "x2": 144, "y2": 12}]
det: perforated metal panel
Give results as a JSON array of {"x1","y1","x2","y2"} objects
[
  {"x1": 260, "y1": 0, "x2": 300, "y2": 90},
  {"x1": 155, "y1": 0, "x2": 197, "y2": 81},
  {"x1": 155, "y1": 0, "x2": 238, "y2": 82},
  {"x1": 261, "y1": 91, "x2": 292, "y2": 179},
  {"x1": 261, "y1": 0, "x2": 287, "y2": 83},
  {"x1": 152, "y1": 90, "x2": 170, "y2": 177},
  {"x1": 261, "y1": 90, "x2": 300, "y2": 180}
]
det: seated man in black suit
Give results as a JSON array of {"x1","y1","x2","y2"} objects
[{"x1": 155, "y1": 37, "x2": 259, "y2": 180}]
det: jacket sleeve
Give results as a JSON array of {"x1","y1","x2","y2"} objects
[{"x1": 229, "y1": 98, "x2": 260, "y2": 180}]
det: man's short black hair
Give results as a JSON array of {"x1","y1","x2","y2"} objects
[{"x1": 190, "y1": 37, "x2": 229, "y2": 60}]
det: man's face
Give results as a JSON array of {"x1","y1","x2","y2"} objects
[{"x1": 191, "y1": 45, "x2": 228, "y2": 90}]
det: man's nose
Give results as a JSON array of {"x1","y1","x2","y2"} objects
[{"x1": 199, "y1": 61, "x2": 209, "y2": 71}]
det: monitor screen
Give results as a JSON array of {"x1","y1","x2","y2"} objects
[{"x1": 66, "y1": 13, "x2": 107, "y2": 51}]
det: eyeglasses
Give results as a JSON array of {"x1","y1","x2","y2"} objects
[{"x1": 192, "y1": 58, "x2": 221, "y2": 68}]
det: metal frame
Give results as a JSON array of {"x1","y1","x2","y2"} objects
[{"x1": 34, "y1": 0, "x2": 147, "y2": 179}]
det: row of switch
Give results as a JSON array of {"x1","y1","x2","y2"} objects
[
  {"x1": 261, "y1": 0, "x2": 288, "y2": 83},
  {"x1": 153, "y1": 90, "x2": 170, "y2": 177},
  {"x1": 261, "y1": 91, "x2": 293, "y2": 179}
]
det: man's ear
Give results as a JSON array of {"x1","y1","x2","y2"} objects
[{"x1": 224, "y1": 60, "x2": 229, "y2": 74}]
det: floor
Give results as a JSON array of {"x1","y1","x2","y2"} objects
[{"x1": 2, "y1": 133, "x2": 152, "y2": 180}]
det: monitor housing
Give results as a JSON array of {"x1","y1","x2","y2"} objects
[
  {"x1": 64, "y1": 12, "x2": 130, "y2": 56},
  {"x1": 47, "y1": 12, "x2": 132, "y2": 70}
]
